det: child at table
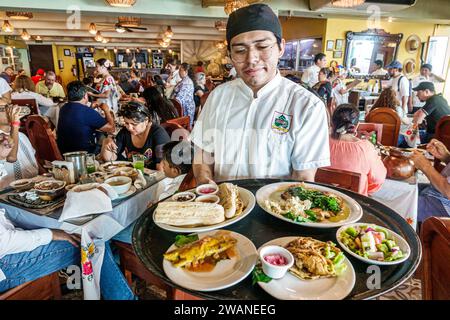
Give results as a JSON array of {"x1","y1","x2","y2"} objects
[{"x1": 112, "y1": 140, "x2": 194, "y2": 244}]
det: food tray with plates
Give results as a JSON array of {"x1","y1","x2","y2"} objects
[
  {"x1": 5, "y1": 191, "x2": 65, "y2": 210},
  {"x1": 132, "y1": 179, "x2": 421, "y2": 300},
  {"x1": 153, "y1": 182, "x2": 256, "y2": 233}
]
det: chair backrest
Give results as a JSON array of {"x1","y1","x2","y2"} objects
[
  {"x1": 178, "y1": 169, "x2": 197, "y2": 192},
  {"x1": 166, "y1": 116, "x2": 191, "y2": 132},
  {"x1": 0, "y1": 271, "x2": 61, "y2": 300},
  {"x1": 420, "y1": 217, "x2": 450, "y2": 300},
  {"x1": 348, "y1": 91, "x2": 360, "y2": 107},
  {"x1": 433, "y1": 115, "x2": 450, "y2": 170},
  {"x1": 315, "y1": 167, "x2": 363, "y2": 194},
  {"x1": 160, "y1": 122, "x2": 190, "y2": 141},
  {"x1": 205, "y1": 78, "x2": 215, "y2": 92},
  {"x1": 365, "y1": 107, "x2": 401, "y2": 146},
  {"x1": 356, "y1": 122, "x2": 383, "y2": 144},
  {"x1": 200, "y1": 91, "x2": 210, "y2": 108},
  {"x1": 25, "y1": 115, "x2": 63, "y2": 172},
  {"x1": 170, "y1": 98, "x2": 183, "y2": 117}
]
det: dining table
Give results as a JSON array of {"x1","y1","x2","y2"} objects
[
  {"x1": 0, "y1": 171, "x2": 166, "y2": 300},
  {"x1": 132, "y1": 178, "x2": 422, "y2": 300}
]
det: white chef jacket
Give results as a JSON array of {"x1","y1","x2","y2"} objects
[
  {"x1": 0, "y1": 208, "x2": 52, "y2": 282},
  {"x1": 301, "y1": 64, "x2": 320, "y2": 88},
  {"x1": 411, "y1": 75, "x2": 439, "y2": 108},
  {"x1": 0, "y1": 78, "x2": 11, "y2": 98},
  {"x1": 191, "y1": 72, "x2": 330, "y2": 181},
  {"x1": 332, "y1": 80, "x2": 349, "y2": 106},
  {"x1": 371, "y1": 68, "x2": 388, "y2": 76}
]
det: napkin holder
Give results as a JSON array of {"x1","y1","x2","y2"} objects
[{"x1": 52, "y1": 160, "x2": 76, "y2": 184}]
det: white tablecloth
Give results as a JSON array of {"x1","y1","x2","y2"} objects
[
  {"x1": 370, "y1": 178, "x2": 419, "y2": 230},
  {"x1": 1, "y1": 172, "x2": 166, "y2": 299}
]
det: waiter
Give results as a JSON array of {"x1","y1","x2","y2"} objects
[{"x1": 191, "y1": 3, "x2": 330, "y2": 183}]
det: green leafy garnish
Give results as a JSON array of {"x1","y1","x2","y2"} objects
[
  {"x1": 252, "y1": 265, "x2": 272, "y2": 285},
  {"x1": 287, "y1": 186, "x2": 342, "y2": 213},
  {"x1": 174, "y1": 234, "x2": 199, "y2": 247},
  {"x1": 282, "y1": 211, "x2": 314, "y2": 223}
]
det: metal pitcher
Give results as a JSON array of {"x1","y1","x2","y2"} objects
[{"x1": 63, "y1": 151, "x2": 87, "y2": 182}]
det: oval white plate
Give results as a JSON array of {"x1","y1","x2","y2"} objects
[
  {"x1": 154, "y1": 186, "x2": 256, "y2": 233},
  {"x1": 115, "y1": 185, "x2": 137, "y2": 200},
  {"x1": 336, "y1": 223, "x2": 411, "y2": 265},
  {"x1": 256, "y1": 182, "x2": 363, "y2": 228},
  {"x1": 100, "y1": 161, "x2": 156, "y2": 176},
  {"x1": 257, "y1": 237, "x2": 355, "y2": 300},
  {"x1": 163, "y1": 230, "x2": 258, "y2": 291}
]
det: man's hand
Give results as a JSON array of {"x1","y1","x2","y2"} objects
[
  {"x1": 410, "y1": 150, "x2": 432, "y2": 171},
  {"x1": 103, "y1": 137, "x2": 118, "y2": 153},
  {"x1": 426, "y1": 139, "x2": 450, "y2": 163},
  {"x1": 5, "y1": 105, "x2": 22, "y2": 123},
  {"x1": 51, "y1": 230, "x2": 81, "y2": 247}
]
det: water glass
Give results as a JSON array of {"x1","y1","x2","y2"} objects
[
  {"x1": 132, "y1": 154, "x2": 145, "y2": 173},
  {"x1": 86, "y1": 153, "x2": 96, "y2": 174}
]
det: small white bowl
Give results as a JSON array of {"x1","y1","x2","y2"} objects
[
  {"x1": 195, "y1": 194, "x2": 220, "y2": 204},
  {"x1": 171, "y1": 191, "x2": 196, "y2": 202},
  {"x1": 259, "y1": 245, "x2": 294, "y2": 279},
  {"x1": 104, "y1": 176, "x2": 132, "y2": 195},
  {"x1": 195, "y1": 183, "x2": 219, "y2": 196}
]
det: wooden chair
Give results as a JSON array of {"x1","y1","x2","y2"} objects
[
  {"x1": 200, "y1": 91, "x2": 210, "y2": 108},
  {"x1": 433, "y1": 115, "x2": 450, "y2": 171},
  {"x1": 170, "y1": 98, "x2": 183, "y2": 117},
  {"x1": 0, "y1": 271, "x2": 61, "y2": 300},
  {"x1": 178, "y1": 169, "x2": 197, "y2": 192},
  {"x1": 315, "y1": 167, "x2": 363, "y2": 194},
  {"x1": 25, "y1": 115, "x2": 63, "y2": 173},
  {"x1": 11, "y1": 98, "x2": 41, "y2": 134},
  {"x1": 348, "y1": 91, "x2": 360, "y2": 107},
  {"x1": 365, "y1": 108, "x2": 401, "y2": 146},
  {"x1": 167, "y1": 116, "x2": 191, "y2": 132},
  {"x1": 356, "y1": 122, "x2": 383, "y2": 144},
  {"x1": 205, "y1": 78, "x2": 215, "y2": 92},
  {"x1": 160, "y1": 122, "x2": 190, "y2": 141},
  {"x1": 420, "y1": 217, "x2": 450, "y2": 300}
]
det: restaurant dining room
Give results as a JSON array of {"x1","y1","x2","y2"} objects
[{"x1": 0, "y1": 0, "x2": 449, "y2": 308}]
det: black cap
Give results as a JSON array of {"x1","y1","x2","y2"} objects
[
  {"x1": 421, "y1": 63, "x2": 432, "y2": 71},
  {"x1": 413, "y1": 81, "x2": 435, "y2": 92},
  {"x1": 375, "y1": 60, "x2": 383, "y2": 67},
  {"x1": 226, "y1": 4, "x2": 282, "y2": 48}
]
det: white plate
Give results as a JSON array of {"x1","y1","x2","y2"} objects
[
  {"x1": 99, "y1": 161, "x2": 134, "y2": 172},
  {"x1": 336, "y1": 223, "x2": 411, "y2": 266},
  {"x1": 154, "y1": 186, "x2": 256, "y2": 233},
  {"x1": 9, "y1": 179, "x2": 33, "y2": 189},
  {"x1": 115, "y1": 185, "x2": 137, "y2": 200},
  {"x1": 256, "y1": 182, "x2": 363, "y2": 228},
  {"x1": 163, "y1": 230, "x2": 257, "y2": 291},
  {"x1": 257, "y1": 237, "x2": 356, "y2": 300}
]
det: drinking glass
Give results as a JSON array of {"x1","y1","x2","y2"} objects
[
  {"x1": 86, "y1": 153, "x2": 96, "y2": 174},
  {"x1": 132, "y1": 154, "x2": 145, "y2": 173}
]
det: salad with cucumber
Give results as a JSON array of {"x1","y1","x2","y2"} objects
[{"x1": 339, "y1": 225, "x2": 404, "y2": 262}]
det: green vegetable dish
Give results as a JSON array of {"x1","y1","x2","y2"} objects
[{"x1": 339, "y1": 225, "x2": 405, "y2": 262}]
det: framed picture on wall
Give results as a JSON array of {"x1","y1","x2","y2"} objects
[
  {"x1": 333, "y1": 51, "x2": 343, "y2": 59},
  {"x1": 335, "y1": 39, "x2": 344, "y2": 50},
  {"x1": 326, "y1": 40, "x2": 334, "y2": 51},
  {"x1": 58, "y1": 60, "x2": 64, "y2": 69},
  {"x1": 1, "y1": 57, "x2": 9, "y2": 65},
  {"x1": 64, "y1": 49, "x2": 71, "y2": 56},
  {"x1": 0, "y1": 47, "x2": 3, "y2": 57}
]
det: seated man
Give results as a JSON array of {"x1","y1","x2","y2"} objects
[
  {"x1": 411, "y1": 139, "x2": 450, "y2": 222},
  {"x1": 0, "y1": 141, "x2": 135, "y2": 299},
  {"x1": 413, "y1": 82, "x2": 450, "y2": 143},
  {"x1": 35, "y1": 71, "x2": 66, "y2": 99},
  {"x1": 57, "y1": 81, "x2": 115, "y2": 154}
]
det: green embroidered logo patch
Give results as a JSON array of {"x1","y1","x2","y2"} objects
[{"x1": 271, "y1": 111, "x2": 292, "y2": 134}]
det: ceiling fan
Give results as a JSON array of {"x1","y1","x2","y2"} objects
[{"x1": 94, "y1": 17, "x2": 147, "y2": 33}]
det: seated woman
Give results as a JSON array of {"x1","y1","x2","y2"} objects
[
  {"x1": 411, "y1": 139, "x2": 450, "y2": 222},
  {"x1": 194, "y1": 72, "x2": 209, "y2": 112},
  {"x1": 11, "y1": 75, "x2": 56, "y2": 122},
  {"x1": 171, "y1": 63, "x2": 195, "y2": 128},
  {"x1": 0, "y1": 105, "x2": 39, "y2": 190},
  {"x1": 312, "y1": 68, "x2": 333, "y2": 109},
  {"x1": 142, "y1": 86, "x2": 178, "y2": 124},
  {"x1": 328, "y1": 104, "x2": 387, "y2": 196},
  {"x1": 371, "y1": 88, "x2": 409, "y2": 122},
  {"x1": 100, "y1": 101, "x2": 170, "y2": 171}
]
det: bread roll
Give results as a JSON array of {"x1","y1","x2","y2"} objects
[
  {"x1": 154, "y1": 202, "x2": 225, "y2": 226},
  {"x1": 219, "y1": 183, "x2": 239, "y2": 219}
]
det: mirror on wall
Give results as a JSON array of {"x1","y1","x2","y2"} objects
[{"x1": 344, "y1": 29, "x2": 403, "y2": 75}]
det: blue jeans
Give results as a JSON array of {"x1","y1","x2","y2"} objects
[
  {"x1": 112, "y1": 221, "x2": 135, "y2": 244},
  {"x1": 0, "y1": 240, "x2": 136, "y2": 300}
]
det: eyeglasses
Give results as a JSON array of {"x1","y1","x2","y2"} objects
[{"x1": 230, "y1": 42, "x2": 278, "y2": 63}]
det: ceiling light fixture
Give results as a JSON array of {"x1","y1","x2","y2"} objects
[
  {"x1": 21, "y1": 29, "x2": 31, "y2": 41},
  {"x1": 104, "y1": 48, "x2": 108, "y2": 53},
  {"x1": 6, "y1": 11, "x2": 33, "y2": 20},
  {"x1": 102, "y1": 38, "x2": 109, "y2": 44},
  {"x1": 214, "y1": 20, "x2": 227, "y2": 31},
  {"x1": 159, "y1": 40, "x2": 169, "y2": 48},
  {"x1": 330, "y1": 0, "x2": 365, "y2": 7},
  {"x1": 147, "y1": 48, "x2": 151, "y2": 53},
  {"x1": 95, "y1": 31, "x2": 103, "y2": 42},
  {"x1": 115, "y1": 25, "x2": 126, "y2": 33},
  {"x1": 89, "y1": 23, "x2": 97, "y2": 35},
  {"x1": 388, "y1": 16, "x2": 393, "y2": 22},
  {"x1": 126, "y1": 48, "x2": 131, "y2": 54},
  {"x1": 105, "y1": 0, "x2": 137, "y2": 7},
  {"x1": 114, "y1": 48, "x2": 118, "y2": 53},
  {"x1": 164, "y1": 25, "x2": 173, "y2": 38},
  {"x1": 1, "y1": 20, "x2": 14, "y2": 33},
  {"x1": 224, "y1": 0, "x2": 249, "y2": 15},
  {"x1": 35, "y1": 35, "x2": 42, "y2": 41}
]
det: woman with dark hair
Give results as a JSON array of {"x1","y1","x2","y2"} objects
[
  {"x1": 194, "y1": 72, "x2": 208, "y2": 110},
  {"x1": 327, "y1": 104, "x2": 386, "y2": 196},
  {"x1": 312, "y1": 68, "x2": 334, "y2": 107},
  {"x1": 88, "y1": 58, "x2": 120, "y2": 113},
  {"x1": 100, "y1": 101, "x2": 170, "y2": 170},
  {"x1": 171, "y1": 62, "x2": 196, "y2": 127},
  {"x1": 142, "y1": 86, "x2": 178, "y2": 123}
]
